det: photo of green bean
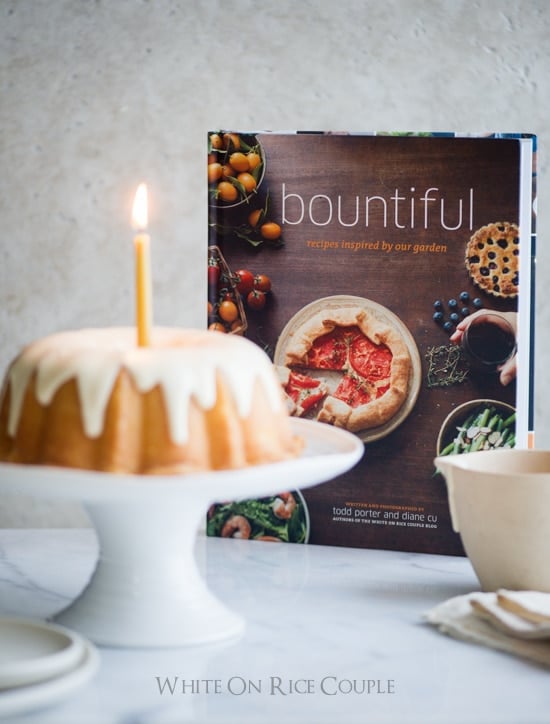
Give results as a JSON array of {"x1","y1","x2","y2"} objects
[{"x1": 437, "y1": 401, "x2": 516, "y2": 457}]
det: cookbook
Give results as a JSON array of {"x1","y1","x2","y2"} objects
[{"x1": 206, "y1": 131, "x2": 536, "y2": 555}]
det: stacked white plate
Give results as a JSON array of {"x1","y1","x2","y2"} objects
[{"x1": 0, "y1": 617, "x2": 99, "y2": 718}]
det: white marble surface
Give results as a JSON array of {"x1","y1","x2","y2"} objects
[
  {"x1": 1, "y1": 529, "x2": 550, "y2": 723},
  {"x1": 1, "y1": 0, "x2": 550, "y2": 526}
]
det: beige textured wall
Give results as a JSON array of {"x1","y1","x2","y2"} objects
[{"x1": 1, "y1": 0, "x2": 549, "y2": 526}]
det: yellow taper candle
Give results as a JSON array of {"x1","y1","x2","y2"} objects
[{"x1": 132, "y1": 183, "x2": 152, "y2": 347}]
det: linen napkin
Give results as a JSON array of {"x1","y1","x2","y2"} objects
[{"x1": 425, "y1": 590, "x2": 550, "y2": 667}]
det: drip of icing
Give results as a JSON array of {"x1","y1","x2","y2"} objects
[{"x1": 3, "y1": 327, "x2": 283, "y2": 444}]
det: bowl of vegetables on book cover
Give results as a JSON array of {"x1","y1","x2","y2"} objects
[
  {"x1": 436, "y1": 399, "x2": 516, "y2": 458},
  {"x1": 207, "y1": 490, "x2": 310, "y2": 544}
]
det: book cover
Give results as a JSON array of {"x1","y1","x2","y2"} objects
[{"x1": 206, "y1": 131, "x2": 536, "y2": 555}]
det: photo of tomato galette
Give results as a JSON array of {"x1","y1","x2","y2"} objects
[{"x1": 275, "y1": 298, "x2": 420, "y2": 440}]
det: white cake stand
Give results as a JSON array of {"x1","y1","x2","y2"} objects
[{"x1": 0, "y1": 419, "x2": 363, "y2": 648}]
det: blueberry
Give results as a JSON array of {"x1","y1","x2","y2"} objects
[
  {"x1": 433, "y1": 300, "x2": 443, "y2": 310},
  {"x1": 448, "y1": 299, "x2": 458, "y2": 309},
  {"x1": 443, "y1": 321, "x2": 454, "y2": 333},
  {"x1": 450, "y1": 312, "x2": 460, "y2": 323},
  {"x1": 473, "y1": 297, "x2": 483, "y2": 309},
  {"x1": 461, "y1": 307, "x2": 470, "y2": 317},
  {"x1": 459, "y1": 291, "x2": 470, "y2": 302},
  {"x1": 433, "y1": 311, "x2": 444, "y2": 322}
]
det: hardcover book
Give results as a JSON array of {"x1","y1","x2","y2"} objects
[{"x1": 206, "y1": 131, "x2": 536, "y2": 555}]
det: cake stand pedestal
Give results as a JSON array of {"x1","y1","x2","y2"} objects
[
  {"x1": 56, "y1": 497, "x2": 244, "y2": 648},
  {"x1": 0, "y1": 419, "x2": 363, "y2": 648}
]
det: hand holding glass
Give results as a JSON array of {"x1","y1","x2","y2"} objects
[{"x1": 461, "y1": 312, "x2": 517, "y2": 374}]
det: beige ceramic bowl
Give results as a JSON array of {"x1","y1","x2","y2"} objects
[{"x1": 435, "y1": 449, "x2": 550, "y2": 592}]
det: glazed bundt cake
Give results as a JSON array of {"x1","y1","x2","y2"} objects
[{"x1": 0, "y1": 327, "x2": 302, "y2": 474}]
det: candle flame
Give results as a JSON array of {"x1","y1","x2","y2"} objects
[{"x1": 132, "y1": 183, "x2": 148, "y2": 231}]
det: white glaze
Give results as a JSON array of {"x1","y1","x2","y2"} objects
[{"x1": 2, "y1": 328, "x2": 283, "y2": 444}]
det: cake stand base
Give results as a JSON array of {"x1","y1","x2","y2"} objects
[{"x1": 54, "y1": 498, "x2": 244, "y2": 648}]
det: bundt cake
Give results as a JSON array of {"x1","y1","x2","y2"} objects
[{"x1": 0, "y1": 327, "x2": 302, "y2": 474}]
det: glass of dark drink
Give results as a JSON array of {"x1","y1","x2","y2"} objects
[{"x1": 461, "y1": 312, "x2": 517, "y2": 373}]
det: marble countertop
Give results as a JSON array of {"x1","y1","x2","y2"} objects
[{"x1": 1, "y1": 529, "x2": 549, "y2": 724}]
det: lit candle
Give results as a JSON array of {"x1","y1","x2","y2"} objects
[{"x1": 132, "y1": 183, "x2": 153, "y2": 347}]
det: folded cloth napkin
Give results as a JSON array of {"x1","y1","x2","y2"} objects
[{"x1": 425, "y1": 590, "x2": 550, "y2": 667}]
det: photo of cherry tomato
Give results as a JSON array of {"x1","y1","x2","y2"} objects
[
  {"x1": 216, "y1": 181, "x2": 239, "y2": 203},
  {"x1": 260, "y1": 222, "x2": 281, "y2": 241},
  {"x1": 208, "y1": 322, "x2": 226, "y2": 333},
  {"x1": 207, "y1": 163, "x2": 222, "y2": 184},
  {"x1": 246, "y1": 151, "x2": 262, "y2": 171},
  {"x1": 254, "y1": 274, "x2": 272, "y2": 293},
  {"x1": 248, "y1": 209, "x2": 263, "y2": 228},
  {"x1": 235, "y1": 269, "x2": 255, "y2": 296},
  {"x1": 230, "y1": 320, "x2": 245, "y2": 335},
  {"x1": 208, "y1": 261, "x2": 220, "y2": 286},
  {"x1": 236, "y1": 172, "x2": 257, "y2": 194},
  {"x1": 218, "y1": 299, "x2": 239, "y2": 324},
  {"x1": 228, "y1": 152, "x2": 249, "y2": 172},
  {"x1": 247, "y1": 289, "x2": 266, "y2": 311}
]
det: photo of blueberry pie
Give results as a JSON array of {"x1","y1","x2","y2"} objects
[{"x1": 465, "y1": 221, "x2": 519, "y2": 298}]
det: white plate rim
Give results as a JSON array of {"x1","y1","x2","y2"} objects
[
  {"x1": 0, "y1": 617, "x2": 86, "y2": 690},
  {"x1": 0, "y1": 637, "x2": 99, "y2": 718}
]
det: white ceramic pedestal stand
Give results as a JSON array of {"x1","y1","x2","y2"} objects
[
  {"x1": 56, "y1": 495, "x2": 243, "y2": 648},
  {"x1": 0, "y1": 419, "x2": 362, "y2": 648}
]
